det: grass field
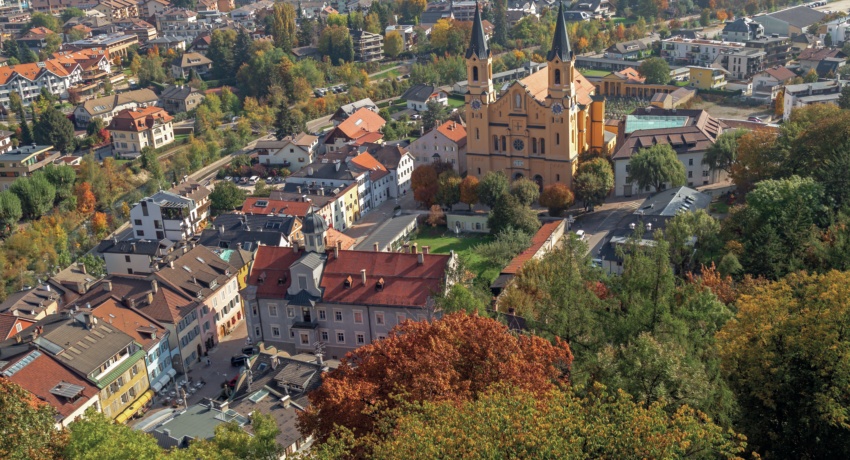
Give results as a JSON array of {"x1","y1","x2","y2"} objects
[
  {"x1": 446, "y1": 95, "x2": 466, "y2": 108},
  {"x1": 412, "y1": 226, "x2": 500, "y2": 282},
  {"x1": 372, "y1": 68, "x2": 401, "y2": 80},
  {"x1": 578, "y1": 69, "x2": 611, "y2": 77}
]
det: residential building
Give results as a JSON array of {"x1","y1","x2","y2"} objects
[
  {"x1": 287, "y1": 151, "x2": 388, "y2": 214},
  {"x1": 464, "y1": 3, "x2": 606, "y2": 189},
  {"x1": 254, "y1": 133, "x2": 319, "y2": 171},
  {"x1": 352, "y1": 214, "x2": 418, "y2": 252},
  {"x1": 49, "y1": 262, "x2": 100, "y2": 304},
  {"x1": 199, "y1": 213, "x2": 301, "y2": 249},
  {"x1": 797, "y1": 47, "x2": 847, "y2": 75},
  {"x1": 660, "y1": 36, "x2": 746, "y2": 66},
  {"x1": 242, "y1": 216, "x2": 455, "y2": 358},
  {"x1": 1, "y1": 349, "x2": 100, "y2": 428},
  {"x1": 355, "y1": 142, "x2": 415, "y2": 198},
  {"x1": 409, "y1": 120, "x2": 467, "y2": 174},
  {"x1": 0, "y1": 59, "x2": 82, "y2": 108},
  {"x1": 159, "y1": 84, "x2": 204, "y2": 113},
  {"x1": 64, "y1": 33, "x2": 139, "y2": 58},
  {"x1": 819, "y1": 15, "x2": 850, "y2": 46},
  {"x1": 138, "y1": 0, "x2": 171, "y2": 19},
  {"x1": 721, "y1": 17, "x2": 764, "y2": 42},
  {"x1": 53, "y1": 49, "x2": 114, "y2": 103},
  {"x1": 0, "y1": 313, "x2": 36, "y2": 339},
  {"x1": 171, "y1": 51, "x2": 213, "y2": 79},
  {"x1": 419, "y1": 2, "x2": 453, "y2": 29},
  {"x1": 612, "y1": 107, "x2": 727, "y2": 196},
  {"x1": 716, "y1": 47, "x2": 765, "y2": 80},
  {"x1": 791, "y1": 33, "x2": 822, "y2": 52},
  {"x1": 155, "y1": 7, "x2": 197, "y2": 29},
  {"x1": 18, "y1": 26, "x2": 58, "y2": 51},
  {"x1": 189, "y1": 34, "x2": 211, "y2": 53},
  {"x1": 291, "y1": 45, "x2": 320, "y2": 61},
  {"x1": 148, "y1": 35, "x2": 187, "y2": 52},
  {"x1": 0, "y1": 282, "x2": 64, "y2": 320},
  {"x1": 598, "y1": 186, "x2": 711, "y2": 274},
  {"x1": 96, "y1": 238, "x2": 176, "y2": 275},
  {"x1": 491, "y1": 220, "x2": 565, "y2": 295},
  {"x1": 0, "y1": 144, "x2": 60, "y2": 190},
  {"x1": 752, "y1": 66, "x2": 797, "y2": 100},
  {"x1": 72, "y1": 88, "x2": 159, "y2": 128},
  {"x1": 400, "y1": 83, "x2": 448, "y2": 111},
  {"x1": 324, "y1": 107, "x2": 386, "y2": 153},
  {"x1": 351, "y1": 29, "x2": 383, "y2": 62},
  {"x1": 752, "y1": 5, "x2": 826, "y2": 37},
  {"x1": 783, "y1": 80, "x2": 844, "y2": 120},
  {"x1": 93, "y1": 0, "x2": 139, "y2": 21},
  {"x1": 570, "y1": 0, "x2": 611, "y2": 19},
  {"x1": 129, "y1": 186, "x2": 209, "y2": 241},
  {"x1": 108, "y1": 106, "x2": 174, "y2": 158},
  {"x1": 452, "y1": 0, "x2": 485, "y2": 21},
  {"x1": 92, "y1": 298, "x2": 176, "y2": 394},
  {"x1": 604, "y1": 40, "x2": 650, "y2": 60},
  {"x1": 688, "y1": 66, "x2": 729, "y2": 90},
  {"x1": 385, "y1": 24, "x2": 416, "y2": 50},
  {"x1": 0, "y1": 129, "x2": 13, "y2": 154},
  {"x1": 330, "y1": 98, "x2": 377, "y2": 125},
  {"x1": 32, "y1": 310, "x2": 152, "y2": 423},
  {"x1": 350, "y1": 151, "x2": 393, "y2": 210},
  {"x1": 270, "y1": 182, "x2": 358, "y2": 231},
  {"x1": 745, "y1": 35, "x2": 791, "y2": 69}
]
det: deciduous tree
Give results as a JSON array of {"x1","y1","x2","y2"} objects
[
  {"x1": 270, "y1": 2, "x2": 298, "y2": 50},
  {"x1": 33, "y1": 107, "x2": 75, "y2": 153},
  {"x1": 488, "y1": 192, "x2": 540, "y2": 235},
  {"x1": 209, "y1": 181, "x2": 247, "y2": 213},
  {"x1": 629, "y1": 144, "x2": 686, "y2": 192},
  {"x1": 75, "y1": 182, "x2": 96, "y2": 214},
  {"x1": 411, "y1": 164, "x2": 438, "y2": 207},
  {"x1": 510, "y1": 177, "x2": 540, "y2": 206},
  {"x1": 384, "y1": 30, "x2": 403, "y2": 58},
  {"x1": 0, "y1": 378, "x2": 67, "y2": 460},
  {"x1": 703, "y1": 128, "x2": 745, "y2": 174},
  {"x1": 729, "y1": 128, "x2": 780, "y2": 191},
  {"x1": 435, "y1": 170, "x2": 461, "y2": 208},
  {"x1": 10, "y1": 173, "x2": 55, "y2": 219},
  {"x1": 0, "y1": 190, "x2": 22, "y2": 235},
  {"x1": 459, "y1": 175, "x2": 479, "y2": 210},
  {"x1": 539, "y1": 183, "x2": 574, "y2": 217},
  {"x1": 638, "y1": 57, "x2": 670, "y2": 84},
  {"x1": 574, "y1": 158, "x2": 613, "y2": 209},
  {"x1": 477, "y1": 170, "x2": 509, "y2": 208}
]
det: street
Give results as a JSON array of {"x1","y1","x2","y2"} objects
[{"x1": 570, "y1": 196, "x2": 645, "y2": 257}]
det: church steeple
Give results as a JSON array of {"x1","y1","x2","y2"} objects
[
  {"x1": 466, "y1": 2, "x2": 490, "y2": 60},
  {"x1": 548, "y1": 2, "x2": 572, "y2": 62}
]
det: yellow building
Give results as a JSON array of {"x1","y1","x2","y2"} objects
[
  {"x1": 465, "y1": 3, "x2": 606, "y2": 189},
  {"x1": 688, "y1": 66, "x2": 728, "y2": 90},
  {"x1": 341, "y1": 182, "x2": 360, "y2": 229}
]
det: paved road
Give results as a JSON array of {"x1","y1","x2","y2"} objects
[
  {"x1": 570, "y1": 196, "x2": 645, "y2": 258},
  {"x1": 343, "y1": 192, "x2": 418, "y2": 243}
]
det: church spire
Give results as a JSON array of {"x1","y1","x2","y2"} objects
[
  {"x1": 465, "y1": 2, "x2": 490, "y2": 60},
  {"x1": 547, "y1": 2, "x2": 572, "y2": 62}
]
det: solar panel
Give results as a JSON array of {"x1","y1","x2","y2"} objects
[
  {"x1": 50, "y1": 381, "x2": 85, "y2": 398},
  {"x1": 248, "y1": 388, "x2": 269, "y2": 403}
]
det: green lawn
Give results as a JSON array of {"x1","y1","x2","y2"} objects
[
  {"x1": 578, "y1": 68, "x2": 611, "y2": 77},
  {"x1": 174, "y1": 134, "x2": 190, "y2": 143},
  {"x1": 412, "y1": 226, "x2": 499, "y2": 282},
  {"x1": 446, "y1": 95, "x2": 466, "y2": 108},
  {"x1": 710, "y1": 201, "x2": 730, "y2": 214},
  {"x1": 372, "y1": 68, "x2": 401, "y2": 80}
]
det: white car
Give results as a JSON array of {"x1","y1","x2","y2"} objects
[{"x1": 575, "y1": 230, "x2": 586, "y2": 241}]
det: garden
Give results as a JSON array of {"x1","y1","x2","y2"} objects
[{"x1": 411, "y1": 226, "x2": 500, "y2": 283}]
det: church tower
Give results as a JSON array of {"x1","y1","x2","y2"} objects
[
  {"x1": 465, "y1": 3, "x2": 494, "y2": 104},
  {"x1": 302, "y1": 208, "x2": 327, "y2": 253},
  {"x1": 547, "y1": 3, "x2": 575, "y2": 103}
]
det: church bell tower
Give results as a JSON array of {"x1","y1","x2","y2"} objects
[
  {"x1": 465, "y1": 3, "x2": 494, "y2": 104},
  {"x1": 547, "y1": 2, "x2": 575, "y2": 103}
]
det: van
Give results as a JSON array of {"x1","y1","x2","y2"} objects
[
  {"x1": 248, "y1": 175, "x2": 259, "y2": 185},
  {"x1": 575, "y1": 230, "x2": 586, "y2": 241}
]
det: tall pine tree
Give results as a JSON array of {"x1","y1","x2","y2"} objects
[{"x1": 18, "y1": 105, "x2": 33, "y2": 146}]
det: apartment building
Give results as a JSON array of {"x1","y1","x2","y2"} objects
[
  {"x1": 64, "y1": 33, "x2": 139, "y2": 59},
  {"x1": 715, "y1": 47, "x2": 765, "y2": 80},
  {"x1": 93, "y1": 0, "x2": 139, "y2": 21},
  {"x1": 351, "y1": 30, "x2": 383, "y2": 63},
  {"x1": 242, "y1": 216, "x2": 455, "y2": 359},
  {"x1": 271, "y1": 182, "x2": 359, "y2": 231},
  {"x1": 0, "y1": 59, "x2": 82, "y2": 108},
  {"x1": 745, "y1": 35, "x2": 791, "y2": 69},
  {"x1": 254, "y1": 133, "x2": 319, "y2": 172},
  {"x1": 688, "y1": 66, "x2": 728, "y2": 90},
  {"x1": 73, "y1": 88, "x2": 159, "y2": 128},
  {"x1": 96, "y1": 238, "x2": 176, "y2": 275},
  {"x1": 783, "y1": 80, "x2": 843, "y2": 120},
  {"x1": 108, "y1": 106, "x2": 174, "y2": 159},
  {"x1": 287, "y1": 151, "x2": 389, "y2": 215},
  {"x1": 660, "y1": 37, "x2": 745, "y2": 66},
  {"x1": 408, "y1": 120, "x2": 467, "y2": 174},
  {"x1": 354, "y1": 142, "x2": 415, "y2": 198},
  {"x1": 52, "y1": 49, "x2": 114, "y2": 103},
  {"x1": 0, "y1": 144, "x2": 60, "y2": 190}
]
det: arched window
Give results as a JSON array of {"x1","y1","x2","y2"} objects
[
  {"x1": 532, "y1": 138, "x2": 537, "y2": 154},
  {"x1": 475, "y1": 128, "x2": 479, "y2": 139},
  {"x1": 556, "y1": 133, "x2": 560, "y2": 145},
  {"x1": 501, "y1": 136, "x2": 506, "y2": 151},
  {"x1": 473, "y1": 66, "x2": 479, "y2": 82},
  {"x1": 493, "y1": 135, "x2": 499, "y2": 151},
  {"x1": 554, "y1": 69, "x2": 561, "y2": 85},
  {"x1": 515, "y1": 93, "x2": 522, "y2": 109},
  {"x1": 540, "y1": 139, "x2": 545, "y2": 154}
]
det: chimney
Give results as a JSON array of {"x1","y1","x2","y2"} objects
[
  {"x1": 103, "y1": 280, "x2": 112, "y2": 292},
  {"x1": 292, "y1": 244, "x2": 299, "y2": 253},
  {"x1": 373, "y1": 242, "x2": 379, "y2": 252},
  {"x1": 417, "y1": 252, "x2": 424, "y2": 265},
  {"x1": 151, "y1": 279, "x2": 158, "y2": 294},
  {"x1": 146, "y1": 292, "x2": 154, "y2": 305},
  {"x1": 169, "y1": 260, "x2": 175, "y2": 268},
  {"x1": 646, "y1": 223, "x2": 652, "y2": 231},
  {"x1": 78, "y1": 261, "x2": 87, "y2": 275},
  {"x1": 334, "y1": 240, "x2": 340, "y2": 259},
  {"x1": 297, "y1": 186, "x2": 301, "y2": 194},
  {"x1": 412, "y1": 243, "x2": 418, "y2": 254},
  {"x1": 360, "y1": 269, "x2": 366, "y2": 285},
  {"x1": 403, "y1": 243, "x2": 410, "y2": 253},
  {"x1": 422, "y1": 246, "x2": 430, "y2": 255}
]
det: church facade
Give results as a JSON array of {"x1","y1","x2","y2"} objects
[{"x1": 464, "y1": 3, "x2": 607, "y2": 190}]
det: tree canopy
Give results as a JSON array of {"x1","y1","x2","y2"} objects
[{"x1": 628, "y1": 143, "x2": 686, "y2": 192}]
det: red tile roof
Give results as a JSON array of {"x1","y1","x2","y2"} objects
[
  {"x1": 242, "y1": 198, "x2": 313, "y2": 216},
  {"x1": 501, "y1": 220, "x2": 565, "y2": 275},
  {"x1": 351, "y1": 131, "x2": 384, "y2": 146},
  {"x1": 435, "y1": 120, "x2": 467, "y2": 146},
  {"x1": 92, "y1": 298, "x2": 166, "y2": 352},
  {"x1": 321, "y1": 250, "x2": 451, "y2": 307},
  {"x1": 108, "y1": 106, "x2": 172, "y2": 132},
  {"x1": 326, "y1": 228, "x2": 356, "y2": 250},
  {"x1": 350, "y1": 152, "x2": 390, "y2": 181},
  {"x1": 249, "y1": 246, "x2": 302, "y2": 298},
  {"x1": 5, "y1": 351, "x2": 98, "y2": 418},
  {"x1": 762, "y1": 66, "x2": 796, "y2": 81},
  {"x1": 331, "y1": 107, "x2": 386, "y2": 141},
  {"x1": 0, "y1": 57, "x2": 81, "y2": 85}
]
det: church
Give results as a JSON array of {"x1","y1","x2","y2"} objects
[{"x1": 464, "y1": 3, "x2": 608, "y2": 190}]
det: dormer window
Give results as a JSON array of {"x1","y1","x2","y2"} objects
[
  {"x1": 278, "y1": 277, "x2": 285, "y2": 285},
  {"x1": 344, "y1": 276, "x2": 352, "y2": 289},
  {"x1": 376, "y1": 278, "x2": 384, "y2": 291}
]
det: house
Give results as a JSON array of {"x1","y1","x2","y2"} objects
[
  {"x1": 0, "y1": 59, "x2": 83, "y2": 108},
  {"x1": 352, "y1": 214, "x2": 418, "y2": 252},
  {"x1": 688, "y1": 66, "x2": 729, "y2": 90},
  {"x1": 64, "y1": 33, "x2": 139, "y2": 59},
  {"x1": 129, "y1": 180, "x2": 211, "y2": 241},
  {"x1": 408, "y1": 120, "x2": 467, "y2": 174},
  {"x1": 138, "y1": 0, "x2": 172, "y2": 17},
  {"x1": 385, "y1": 24, "x2": 416, "y2": 50},
  {"x1": 491, "y1": 220, "x2": 566, "y2": 295},
  {"x1": 0, "y1": 282, "x2": 64, "y2": 320},
  {"x1": 171, "y1": 52, "x2": 213, "y2": 79},
  {"x1": 242, "y1": 216, "x2": 455, "y2": 358},
  {"x1": 446, "y1": 211, "x2": 490, "y2": 234},
  {"x1": 96, "y1": 238, "x2": 175, "y2": 275},
  {"x1": 0, "y1": 145, "x2": 61, "y2": 190},
  {"x1": 0, "y1": 349, "x2": 100, "y2": 428},
  {"x1": 599, "y1": 186, "x2": 711, "y2": 275},
  {"x1": 351, "y1": 30, "x2": 383, "y2": 62},
  {"x1": 752, "y1": 66, "x2": 797, "y2": 100},
  {"x1": 797, "y1": 48, "x2": 847, "y2": 75},
  {"x1": 323, "y1": 107, "x2": 386, "y2": 153},
  {"x1": 721, "y1": 17, "x2": 765, "y2": 42},
  {"x1": 148, "y1": 35, "x2": 187, "y2": 52},
  {"x1": 291, "y1": 45, "x2": 320, "y2": 61},
  {"x1": 108, "y1": 106, "x2": 174, "y2": 159},
  {"x1": 198, "y1": 213, "x2": 301, "y2": 249},
  {"x1": 604, "y1": 40, "x2": 650, "y2": 60},
  {"x1": 254, "y1": 133, "x2": 319, "y2": 171},
  {"x1": 91, "y1": 298, "x2": 176, "y2": 395},
  {"x1": 753, "y1": 5, "x2": 826, "y2": 37},
  {"x1": 563, "y1": 10, "x2": 592, "y2": 21},
  {"x1": 270, "y1": 182, "x2": 359, "y2": 231},
  {"x1": 189, "y1": 33, "x2": 211, "y2": 53},
  {"x1": 612, "y1": 108, "x2": 727, "y2": 197},
  {"x1": 791, "y1": 32, "x2": 822, "y2": 52},
  {"x1": 783, "y1": 80, "x2": 844, "y2": 120},
  {"x1": 570, "y1": 0, "x2": 611, "y2": 19},
  {"x1": 73, "y1": 88, "x2": 159, "y2": 128},
  {"x1": 353, "y1": 142, "x2": 415, "y2": 198},
  {"x1": 420, "y1": 2, "x2": 453, "y2": 29},
  {"x1": 159, "y1": 84, "x2": 204, "y2": 113},
  {"x1": 18, "y1": 26, "x2": 58, "y2": 51},
  {"x1": 330, "y1": 98, "x2": 378, "y2": 125},
  {"x1": 0, "y1": 313, "x2": 36, "y2": 340},
  {"x1": 819, "y1": 15, "x2": 850, "y2": 46},
  {"x1": 745, "y1": 35, "x2": 791, "y2": 69},
  {"x1": 349, "y1": 151, "x2": 393, "y2": 210},
  {"x1": 401, "y1": 83, "x2": 448, "y2": 111}
]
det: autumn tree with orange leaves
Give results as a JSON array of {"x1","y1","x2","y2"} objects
[
  {"x1": 0, "y1": 378, "x2": 67, "y2": 459},
  {"x1": 75, "y1": 182, "x2": 96, "y2": 214},
  {"x1": 297, "y1": 313, "x2": 573, "y2": 444}
]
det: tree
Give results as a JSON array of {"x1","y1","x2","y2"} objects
[
  {"x1": 274, "y1": 100, "x2": 301, "y2": 139},
  {"x1": 0, "y1": 378, "x2": 67, "y2": 460},
  {"x1": 384, "y1": 30, "x2": 403, "y2": 58},
  {"x1": 729, "y1": 128, "x2": 780, "y2": 191},
  {"x1": 422, "y1": 99, "x2": 448, "y2": 132},
  {"x1": 17, "y1": 105, "x2": 32, "y2": 146},
  {"x1": 321, "y1": 384, "x2": 746, "y2": 459},
  {"x1": 77, "y1": 253, "x2": 105, "y2": 277},
  {"x1": 411, "y1": 164, "x2": 439, "y2": 207},
  {"x1": 474, "y1": 226, "x2": 532, "y2": 267},
  {"x1": 492, "y1": 0, "x2": 508, "y2": 45},
  {"x1": 10, "y1": 173, "x2": 55, "y2": 219},
  {"x1": 203, "y1": 412, "x2": 283, "y2": 460},
  {"x1": 638, "y1": 57, "x2": 670, "y2": 84},
  {"x1": 488, "y1": 192, "x2": 540, "y2": 235},
  {"x1": 435, "y1": 170, "x2": 461, "y2": 208},
  {"x1": 270, "y1": 2, "x2": 298, "y2": 50},
  {"x1": 840, "y1": 85, "x2": 850, "y2": 110},
  {"x1": 33, "y1": 107, "x2": 75, "y2": 153},
  {"x1": 717, "y1": 271, "x2": 850, "y2": 458},
  {"x1": 628, "y1": 144, "x2": 686, "y2": 192},
  {"x1": 318, "y1": 25, "x2": 354, "y2": 65},
  {"x1": 210, "y1": 181, "x2": 247, "y2": 213},
  {"x1": 41, "y1": 164, "x2": 76, "y2": 205},
  {"x1": 426, "y1": 204, "x2": 446, "y2": 226},
  {"x1": 574, "y1": 158, "x2": 613, "y2": 209},
  {"x1": 662, "y1": 209, "x2": 720, "y2": 274},
  {"x1": 140, "y1": 146, "x2": 164, "y2": 184},
  {"x1": 459, "y1": 175, "x2": 479, "y2": 210},
  {"x1": 539, "y1": 183, "x2": 574, "y2": 217},
  {"x1": 65, "y1": 409, "x2": 167, "y2": 459},
  {"x1": 399, "y1": 0, "x2": 427, "y2": 22},
  {"x1": 0, "y1": 190, "x2": 22, "y2": 235},
  {"x1": 27, "y1": 12, "x2": 60, "y2": 32},
  {"x1": 703, "y1": 128, "x2": 745, "y2": 174},
  {"x1": 510, "y1": 177, "x2": 540, "y2": 206},
  {"x1": 61, "y1": 7, "x2": 85, "y2": 22},
  {"x1": 477, "y1": 170, "x2": 509, "y2": 208},
  {"x1": 298, "y1": 313, "x2": 573, "y2": 444},
  {"x1": 207, "y1": 29, "x2": 237, "y2": 80},
  {"x1": 75, "y1": 182, "x2": 96, "y2": 214},
  {"x1": 803, "y1": 68, "x2": 819, "y2": 83}
]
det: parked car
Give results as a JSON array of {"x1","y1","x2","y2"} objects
[
  {"x1": 248, "y1": 175, "x2": 259, "y2": 185},
  {"x1": 748, "y1": 116, "x2": 764, "y2": 123},
  {"x1": 575, "y1": 230, "x2": 586, "y2": 241},
  {"x1": 224, "y1": 176, "x2": 232, "y2": 182},
  {"x1": 411, "y1": 114, "x2": 421, "y2": 120},
  {"x1": 231, "y1": 354, "x2": 250, "y2": 367},
  {"x1": 591, "y1": 258, "x2": 603, "y2": 268},
  {"x1": 226, "y1": 375, "x2": 238, "y2": 388},
  {"x1": 242, "y1": 346, "x2": 257, "y2": 356},
  {"x1": 402, "y1": 74, "x2": 410, "y2": 79}
]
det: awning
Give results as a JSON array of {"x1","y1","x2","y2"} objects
[
  {"x1": 152, "y1": 381, "x2": 164, "y2": 393},
  {"x1": 151, "y1": 369, "x2": 174, "y2": 393},
  {"x1": 167, "y1": 368, "x2": 177, "y2": 378},
  {"x1": 113, "y1": 389, "x2": 155, "y2": 424}
]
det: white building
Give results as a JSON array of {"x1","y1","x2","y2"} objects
[
  {"x1": 0, "y1": 58, "x2": 82, "y2": 108},
  {"x1": 96, "y1": 238, "x2": 176, "y2": 275},
  {"x1": 254, "y1": 133, "x2": 319, "y2": 172},
  {"x1": 660, "y1": 37, "x2": 746, "y2": 67},
  {"x1": 783, "y1": 80, "x2": 843, "y2": 120},
  {"x1": 129, "y1": 180, "x2": 211, "y2": 241},
  {"x1": 107, "y1": 106, "x2": 174, "y2": 159},
  {"x1": 408, "y1": 120, "x2": 468, "y2": 174},
  {"x1": 72, "y1": 89, "x2": 160, "y2": 129}
]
